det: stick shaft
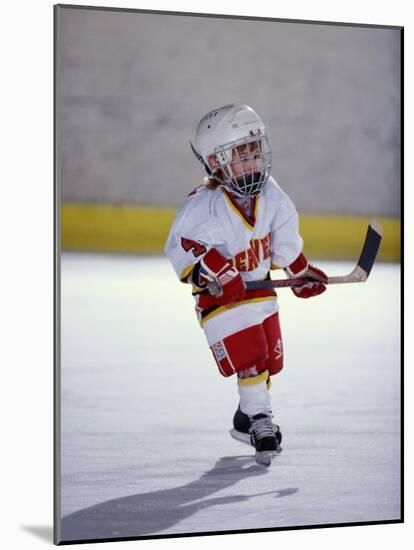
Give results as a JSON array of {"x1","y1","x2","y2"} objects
[
  {"x1": 245, "y1": 221, "x2": 382, "y2": 290},
  {"x1": 245, "y1": 278, "x2": 314, "y2": 290}
]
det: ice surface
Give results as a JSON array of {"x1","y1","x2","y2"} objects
[{"x1": 59, "y1": 254, "x2": 401, "y2": 542}]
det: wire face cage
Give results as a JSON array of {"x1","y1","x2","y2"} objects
[{"x1": 211, "y1": 134, "x2": 272, "y2": 196}]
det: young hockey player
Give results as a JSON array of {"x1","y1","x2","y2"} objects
[{"x1": 165, "y1": 104, "x2": 327, "y2": 465}]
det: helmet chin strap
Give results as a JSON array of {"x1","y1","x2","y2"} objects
[
  {"x1": 189, "y1": 141, "x2": 229, "y2": 187},
  {"x1": 189, "y1": 141, "x2": 212, "y2": 176}
]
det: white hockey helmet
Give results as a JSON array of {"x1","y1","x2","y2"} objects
[{"x1": 190, "y1": 104, "x2": 272, "y2": 197}]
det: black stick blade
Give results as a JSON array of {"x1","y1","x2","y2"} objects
[{"x1": 357, "y1": 220, "x2": 383, "y2": 276}]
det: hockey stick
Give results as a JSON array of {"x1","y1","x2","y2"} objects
[{"x1": 244, "y1": 220, "x2": 383, "y2": 290}]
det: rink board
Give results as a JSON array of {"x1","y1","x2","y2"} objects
[{"x1": 60, "y1": 203, "x2": 400, "y2": 262}]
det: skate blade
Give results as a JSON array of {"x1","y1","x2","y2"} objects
[
  {"x1": 255, "y1": 451, "x2": 273, "y2": 466},
  {"x1": 229, "y1": 428, "x2": 251, "y2": 446},
  {"x1": 255, "y1": 445, "x2": 283, "y2": 465},
  {"x1": 230, "y1": 429, "x2": 283, "y2": 454}
]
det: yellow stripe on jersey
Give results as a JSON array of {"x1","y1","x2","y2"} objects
[
  {"x1": 254, "y1": 195, "x2": 259, "y2": 220},
  {"x1": 200, "y1": 296, "x2": 278, "y2": 327},
  {"x1": 222, "y1": 190, "x2": 257, "y2": 230},
  {"x1": 237, "y1": 369, "x2": 269, "y2": 386},
  {"x1": 180, "y1": 263, "x2": 195, "y2": 282}
]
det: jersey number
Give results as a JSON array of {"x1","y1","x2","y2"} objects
[{"x1": 181, "y1": 237, "x2": 207, "y2": 258}]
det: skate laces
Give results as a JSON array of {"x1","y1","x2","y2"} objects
[{"x1": 248, "y1": 414, "x2": 275, "y2": 439}]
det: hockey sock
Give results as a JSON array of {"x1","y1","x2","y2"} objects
[{"x1": 237, "y1": 368, "x2": 272, "y2": 417}]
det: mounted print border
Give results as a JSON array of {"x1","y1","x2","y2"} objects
[{"x1": 54, "y1": 4, "x2": 403, "y2": 545}]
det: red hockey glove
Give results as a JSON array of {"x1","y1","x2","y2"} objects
[
  {"x1": 285, "y1": 253, "x2": 327, "y2": 299},
  {"x1": 197, "y1": 249, "x2": 246, "y2": 305}
]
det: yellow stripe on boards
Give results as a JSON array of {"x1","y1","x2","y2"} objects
[
  {"x1": 61, "y1": 203, "x2": 177, "y2": 254},
  {"x1": 299, "y1": 215, "x2": 400, "y2": 262},
  {"x1": 60, "y1": 203, "x2": 400, "y2": 262}
]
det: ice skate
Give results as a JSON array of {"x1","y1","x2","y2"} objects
[
  {"x1": 230, "y1": 407, "x2": 282, "y2": 462},
  {"x1": 249, "y1": 412, "x2": 282, "y2": 466},
  {"x1": 229, "y1": 406, "x2": 252, "y2": 446}
]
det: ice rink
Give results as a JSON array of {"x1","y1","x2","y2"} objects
[{"x1": 58, "y1": 254, "x2": 401, "y2": 543}]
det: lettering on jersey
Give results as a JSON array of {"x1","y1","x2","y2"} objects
[
  {"x1": 181, "y1": 237, "x2": 207, "y2": 258},
  {"x1": 251, "y1": 238, "x2": 261, "y2": 260},
  {"x1": 261, "y1": 232, "x2": 271, "y2": 259},
  {"x1": 234, "y1": 250, "x2": 247, "y2": 272},
  {"x1": 246, "y1": 248, "x2": 259, "y2": 271},
  {"x1": 234, "y1": 232, "x2": 272, "y2": 272}
]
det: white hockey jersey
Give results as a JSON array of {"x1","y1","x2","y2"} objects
[{"x1": 164, "y1": 176, "x2": 303, "y2": 343}]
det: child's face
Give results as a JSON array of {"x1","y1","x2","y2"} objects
[
  {"x1": 229, "y1": 141, "x2": 262, "y2": 179},
  {"x1": 209, "y1": 138, "x2": 270, "y2": 196}
]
